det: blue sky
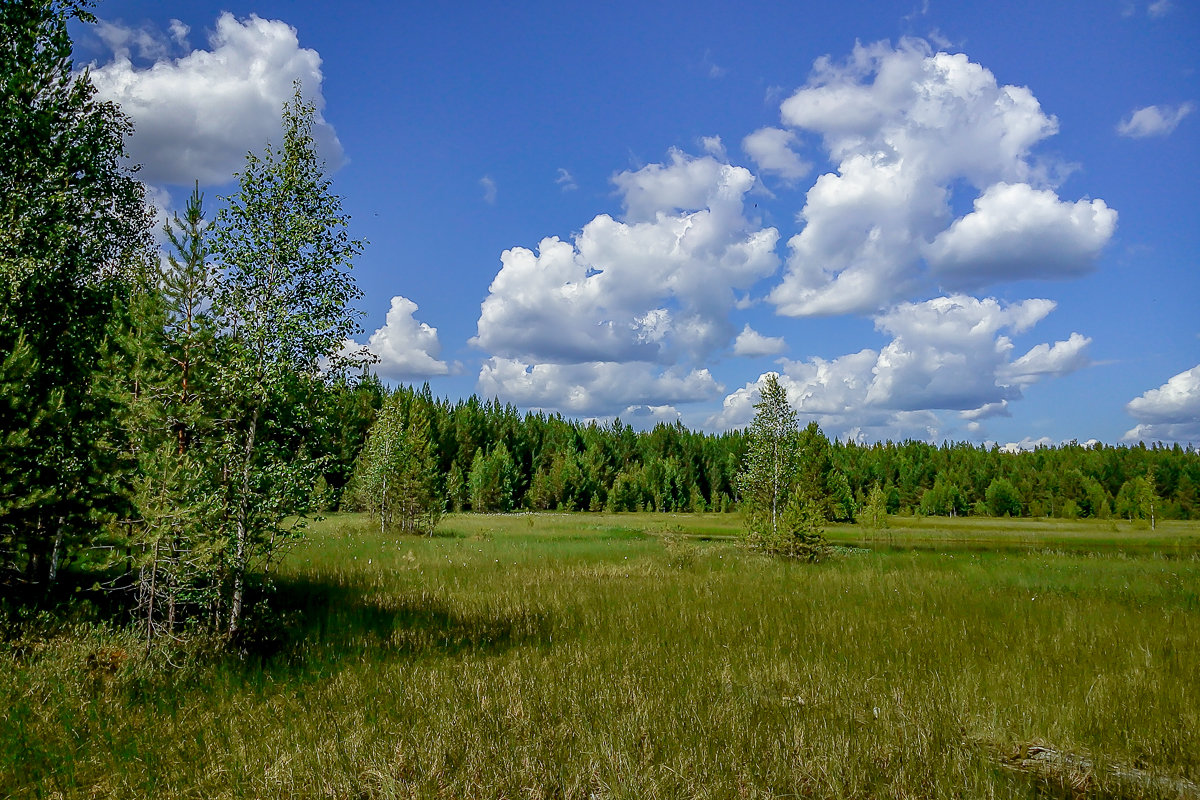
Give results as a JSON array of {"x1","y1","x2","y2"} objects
[{"x1": 73, "y1": 0, "x2": 1199, "y2": 446}]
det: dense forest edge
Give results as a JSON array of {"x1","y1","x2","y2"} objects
[{"x1": 2, "y1": 1, "x2": 1198, "y2": 651}]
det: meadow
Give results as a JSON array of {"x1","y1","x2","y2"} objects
[{"x1": 3, "y1": 513, "x2": 1199, "y2": 799}]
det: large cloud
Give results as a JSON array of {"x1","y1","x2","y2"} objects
[
  {"x1": 709, "y1": 295, "x2": 1090, "y2": 439},
  {"x1": 769, "y1": 39, "x2": 1115, "y2": 316},
  {"x1": 88, "y1": 13, "x2": 342, "y2": 186},
  {"x1": 1124, "y1": 365, "x2": 1200, "y2": 443},
  {"x1": 472, "y1": 150, "x2": 779, "y2": 413}
]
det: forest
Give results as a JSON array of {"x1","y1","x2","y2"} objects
[{"x1": 331, "y1": 376, "x2": 1200, "y2": 524}]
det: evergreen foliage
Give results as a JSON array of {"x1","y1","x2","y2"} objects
[
  {"x1": 346, "y1": 391, "x2": 442, "y2": 535},
  {"x1": 3, "y1": 3, "x2": 1200, "y2": 651},
  {"x1": 0, "y1": 0, "x2": 154, "y2": 589}
]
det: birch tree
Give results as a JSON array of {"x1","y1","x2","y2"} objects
[
  {"x1": 737, "y1": 374, "x2": 825, "y2": 559},
  {"x1": 210, "y1": 87, "x2": 364, "y2": 636},
  {"x1": 348, "y1": 392, "x2": 442, "y2": 535}
]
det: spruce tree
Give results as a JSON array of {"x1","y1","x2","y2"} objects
[{"x1": 0, "y1": 0, "x2": 154, "y2": 587}]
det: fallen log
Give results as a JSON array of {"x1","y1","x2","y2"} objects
[{"x1": 991, "y1": 742, "x2": 1200, "y2": 799}]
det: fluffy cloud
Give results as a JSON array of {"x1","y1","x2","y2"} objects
[
  {"x1": 88, "y1": 13, "x2": 341, "y2": 186},
  {"x1": 926, "y1": 184, "x2": 1115, "y2": 289},
  {"x1": 473, "y1": 150, "x2": 779, "y2": 413},
  {"x1": 472, "y1": 151, "x2": 781, "y2": 413},
  {"x1": 1124, "y1": 365, "x2": 1200, "y2": 443},
  {"x1": 1117, "y1": 102, "x2": 1194, "y2": 138},
  {"x1": 733, "y1": 325, "x2": 786, "y2": 357},
  {"x1": 999, "y1": 436, "x2": 1056, "y2": 453},
  {"x1": 769, "y1": 39, "x2": 1113, "y2": 316},
  {"x1": 1001, "y1": 333, "x2": 1091, "y2": 386},
  {"x1": 355, "y1": 296, "x2": 452, "y2": 379},
  {"x1": 709, "y1": 295, "x2": 1089, "y2": 438},
  {"x1": 619, "y1": 405, "x2": 683, "y2": 428},
  {"x1": 742, "y1": 127, "x2": 810, "y2": 182},
  {"x1": 478, "y1": 358, "x2": 721, "y2": 416}
]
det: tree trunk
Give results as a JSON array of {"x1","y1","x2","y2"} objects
[
  {"x1": 47, "y1": 521, "x2": 64, "y2": 584},
  {"x1": 228, "y1": 404, "x2": 260, "y2": 638},
  {"x1": 145, "y1": 535, "x2": 160, "y2": 654}
]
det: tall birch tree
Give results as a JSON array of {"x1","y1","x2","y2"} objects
[{"x1": 210, "y1": 87, "x2": 364, "y2": 636}]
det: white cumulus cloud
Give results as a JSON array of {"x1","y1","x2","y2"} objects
[
  {"x1": 733, "y1": 325, "x2": 787, "y2": 357},
  {"x1": 472, "y1": 150, "x2": 780, "y2": 415},
  {"x1": 709, "y1": 295, "x2": 1089, "y2": 438},
  {"x1": 1001, "y1": 333, "x2": 1092, "y2": 386},
  {"x1": 354, "y1": 296, "x2": 452, "y2": 379},
  {"x1": 768, "y1": 39, "x2": 1113, "y2": 316},
  {"x1": 88, "y1": 13, "x2": 341, "y2": 186},
  {"x1": 1124, "y1": 365, "x2": 1200, "y2": 443},
  {"x1": 1117, "y1": 102, "x2": 1194, "y2": 138},
  {"x1": 478, "y1": 359, "x2": 721, "y2": 416},
  {"x1": 927, "y1": 183, "x2": 1116, "y2": 289}
]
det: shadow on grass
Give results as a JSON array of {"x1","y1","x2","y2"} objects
[
  {"x1": 2, "y1": 567, "x2": 556, "y2": 679},
  {"x1": 235, "y1": 574, "x2": 556, "y2": 668}
]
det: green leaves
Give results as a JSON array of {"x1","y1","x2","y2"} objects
[
  {"x1": 212, "y1": 87, "x2": 364, "y2": 378},
  {"x1": 738, "y1": 374, "x2": 827, "y2": 559}
]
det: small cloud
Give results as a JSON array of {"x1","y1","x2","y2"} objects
[
  {"x1": 1000, "y1": 436, "x2": 1055, "y2": 453},
  {"x1": 960, "y1": 400, "x2": 1011, "y2": 421},
  {"x1": 555, "y1": 168, "x2": 577, "y2": 192},
  {"x1": 702, "y1": 49, "x2": 727, "y2": 79},
  {"x1": 351, "y1": 295, "x2": 452, "y2": 379},
  {"x1": 1148, "y1": 0, "x2": 1172, "y2": 18},
  {"x1": 733, "y1": 324, "x2": 787, "y2": 357},
  {"x1": 167, "y1": 19, "x2": 190, "y2": 47},
  {"x1": 480, "y1": 175, "x2": 497, "y2": 204},
  {"x1": 1117, "y1": 102, "x2": 1194, "y2": 138},
  {"x1": 699, "y1": 135, "x2": 726, "y2": 159},
  {"x1": 742, "y1": 127, "x2": 811, "y2": 183}
]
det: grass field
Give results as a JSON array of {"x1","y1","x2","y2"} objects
[{"x1": 3, "y1": 512, "x2": 1199, "y2": 799}]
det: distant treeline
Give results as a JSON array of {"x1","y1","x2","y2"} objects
[{"x1": 324, "y1": 379, "x2": 1200, "y2": 521}]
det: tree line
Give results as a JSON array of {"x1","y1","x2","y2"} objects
[{"x1": 329, "y1": 380, "x2": 1197, "y2": 532}]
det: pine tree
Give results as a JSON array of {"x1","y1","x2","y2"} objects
[
  {"x1": 0, "y1": 0, "x2": 154, "y2": 587},
  {"x1": 117, "y1": 185, "x2": 221, "y2": 646}
]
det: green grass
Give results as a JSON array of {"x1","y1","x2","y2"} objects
[{"x1": 3, "y1": 513, "x2": 1198, "y2": 798}]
